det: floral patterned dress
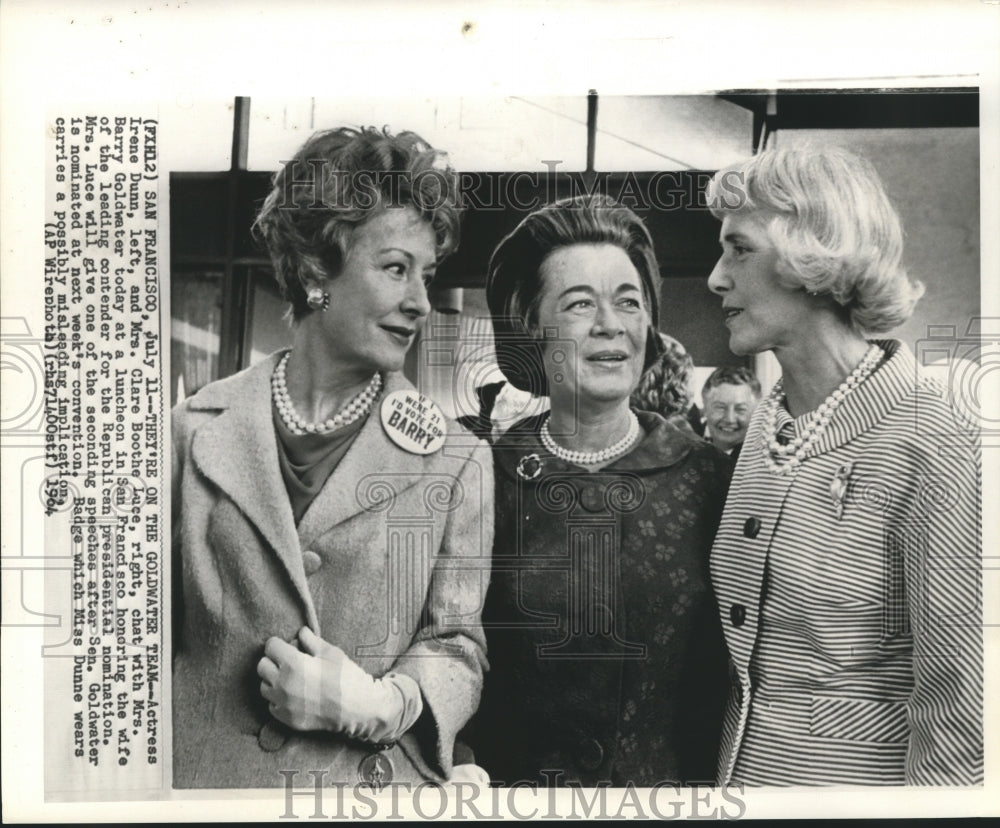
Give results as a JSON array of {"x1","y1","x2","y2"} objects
[{"x1": 474, "y1": 410, "x2": 732, "y2": 786}]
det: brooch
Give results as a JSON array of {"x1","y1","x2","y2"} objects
[
  {"x1": 829, "y1": 462, "x2": 853, "y2": 520},
  {"x1": 516, "y1": 453, "x2": 543, "y2": 480}
]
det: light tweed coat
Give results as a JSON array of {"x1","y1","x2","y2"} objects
[{"x1": 171, "y1": 352, "x2": 493, "y2": 788}]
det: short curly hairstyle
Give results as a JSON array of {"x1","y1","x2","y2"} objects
[
  {"x1": 706, "y1": 144, "x2": 924, "y2": 334},
  {"x1": 630, "y1": 333, "x2": 696, "y2": 418},
  {"x1": 253, "y1": 126, "x2": 463, "y2": 320},
  {"x1": 486, "y1": 194, "x2": 663, "y2": 396}
]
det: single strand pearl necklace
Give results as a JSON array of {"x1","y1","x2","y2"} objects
[
  {"x1": 271, "y1": 351, "x2": 383, "y2": 435},
  {"x1": 762, "y1": 342, "x2": 882, "y2": 476},
  {"x1": 540, "y1": 410, "x2": 641, "y2": 466}
]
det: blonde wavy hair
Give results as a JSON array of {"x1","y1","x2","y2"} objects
[{"x1": 707, "y1": 145, "x2": 924, "y2": 334}]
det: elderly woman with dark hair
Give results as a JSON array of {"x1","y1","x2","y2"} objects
[
  {"x1": 171, "y1": 127, "x2": 493, "y2": 788},
  {"x1": 706, "y1": 145, "x2": 982, "y2": 785},
  {"x1": 473, "y1": 195, "x2": 732, "y2": 786}
]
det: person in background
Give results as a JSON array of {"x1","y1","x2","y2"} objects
[
  {"x1": 172, "y1": 126, "x2": 492, "y2": 789},
  {"x1": 706, "y1": 144, "x2": 981, "y2": 785},
  {"x1": 700, "y1": 366, "x2": 761, "y2": 461},
  {"x1": 629, "y1": 331, "x2": 698, "y2": 433}
]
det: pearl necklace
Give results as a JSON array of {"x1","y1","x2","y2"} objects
[
  {"x1": 762, "y1": 343, "x2": 882, "y2": 476},
  {"x1": 540, "y1": 411, "x2": 641, "y2": 466},
  {"x1": 271, "y1": 351, "x2": 382, "y2": 435}
]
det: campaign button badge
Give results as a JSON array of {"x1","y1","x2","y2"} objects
[{"x1": 380, "y1": 390, "x2": 447, "y2": 455}]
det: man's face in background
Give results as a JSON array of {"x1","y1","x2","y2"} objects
[{"x1": 703, "y1": 382, "x2": 758, "y2": 452}]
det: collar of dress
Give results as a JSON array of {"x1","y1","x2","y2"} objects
[
  {"x1": 754, "y1": 339, "x2": 925, "y2": 459},
  {"x1": 183, "y1": 350, "x2": 434, "y2": 546},
  {"x1": 493, "y1": 408, "x2": 699, "y2": 484}
]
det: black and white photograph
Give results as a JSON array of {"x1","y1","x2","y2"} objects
[{"x1": 1, "y1": 1, "x2": 997, "y2": 821}]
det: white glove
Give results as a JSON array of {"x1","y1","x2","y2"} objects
[{"x1": 257, "y1": 626, "x2": 423, "y2": 743}]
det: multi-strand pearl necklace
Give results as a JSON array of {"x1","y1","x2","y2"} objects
[
  {"x1": 540, "y1": 411, "x2": 641, "y2": 467},
  {"x1": 271, "y1": 351, "x2": 382, "y2": 436},
  {"x1": 762, "y1": 343, "x2": 882, "y2": 476}
]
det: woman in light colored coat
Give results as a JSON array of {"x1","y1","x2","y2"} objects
[
  {"x1": 706, "y1": 145, "x2": 981, "y2": 785},
  {"x1": 171, "y1": 127, "x2": 493, "y2": 789}
]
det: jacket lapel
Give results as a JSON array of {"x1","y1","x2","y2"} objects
[
  {"x1": 189, "y1": 353, "x2": 317, "y2": 627},
  {"x1": 296, "y1": 371, "x2": 429, "y2": 548}
]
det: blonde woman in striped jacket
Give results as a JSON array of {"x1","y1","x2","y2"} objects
[{"x1": 705, "y1": 146, "x2": 982, "y2": 786}]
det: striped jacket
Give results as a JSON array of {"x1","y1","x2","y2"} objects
[{"x1": 711, "y1": 340, "x2": 982, "y2": 786}]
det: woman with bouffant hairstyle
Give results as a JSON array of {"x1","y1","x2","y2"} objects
[
  {"x1": 488, "y1": 194, "x2": 665, "y2": 397},
  {"x1": 474, "y1": 195, "x2": 731, "y2": 786},
  {"x1": 172, "y1": 126, "x2": 493, "y2": 789},
  {"x1": 706, "y1": 144, "x2": 981, "y2": 785}
]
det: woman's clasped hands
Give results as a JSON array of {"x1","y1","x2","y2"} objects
[{"x1": 257, "y1": 626, "x2": 423, "y2": 743}]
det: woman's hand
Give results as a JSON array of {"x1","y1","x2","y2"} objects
[
  {"x1": 448, "y1": 763, "x2": 491, "y2": 786},
  {"x1": 256, "y1": 627, "x2": 422, "y2": 742}
]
